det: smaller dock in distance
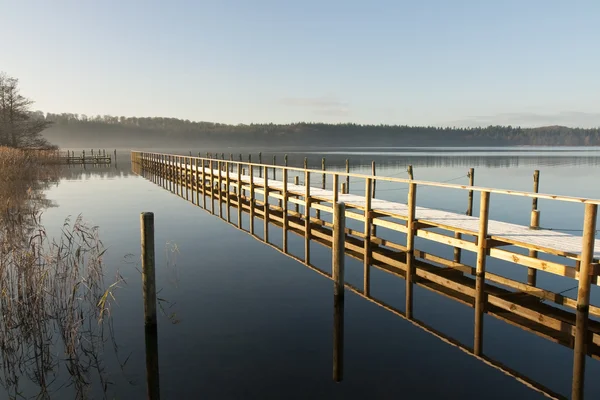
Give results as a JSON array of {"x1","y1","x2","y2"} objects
[{"x1": 59, "y1": 149, "x2": 115, "y2": 165}]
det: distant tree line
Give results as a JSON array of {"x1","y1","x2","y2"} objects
[{"x1": 40, "y1": 113, "x2": 600, "y2": 148}]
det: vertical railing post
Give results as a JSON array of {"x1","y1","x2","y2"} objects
[
  {"x1": 210, "y1": 159, "x2": 215, "y2": 215},
  {"x1": 332, "y1": 201, "x2": 346, "y2": 383},
  {"x1": 237, "y1": 163, "x2": 243, "y2": 229},
  {"x1": 282, "y1": 168, "x2": 288, "y2": 252},
  {"x1": 345, "y1": 159, "x2": 350, "y2": 193},
  {"x1": 571, "y1": 203, "x2": 597, "y2": 400},
  {"x1": 226, "y1": 160, "x2": 231, "y2": 222},
  {"x1": 294, "y1": 176, "x2": 300, "y2": 214},
  {"x1": 249, "y1": 164, "x2": 255, "y2": 234},
  {"x1": 141, "y1": 212, "x2": 160, "y2": 400},
  {"x1": 218, "y1": 160, "x2": 223, "y2": 218},
  {"x1": 528, "y1": 170, "x2": 541, "y2": 286},
  {"x1": 474, "y1": 191, "x2": 490, "y2": 356},
  {"x1": 185, "y1": 157, "x2": 189, "y2": 200},
  {"x1": 201, "y1": 158, "x2": 206, "y2": 209},
  {"x1": 305, "y1": 170, "x2": 311, "y2": 264},
  {"x1": 406, "y1": 182, "x2": 417, "y2": 318},
  {"x1": 264, "y1": 165, "x2": 269, "y2": 242},
  {"x1": 454, "y1": 167, "x2": 475, "y2": 263},
  {"x1": 363, "y1": 178, "x2": 372, "y2": 296}
]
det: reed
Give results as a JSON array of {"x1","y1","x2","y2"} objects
[{"x1": 0, "y1": 146, "x2": 124, "y2": 399}]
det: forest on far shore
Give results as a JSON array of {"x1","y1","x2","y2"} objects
[{"x1": 40, "y1": 112, "x2": 600, "y2": 148}]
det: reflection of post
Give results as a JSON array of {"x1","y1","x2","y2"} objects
[
  {"x1": 332, "y1": 202, "x2": 345, "y2": 383},
  {"x1": 141, "y1": 212, "x2": 160, "y2": 400},
  {"x1": 571, "y1": 203, "x2": 597, "y2": 400}
]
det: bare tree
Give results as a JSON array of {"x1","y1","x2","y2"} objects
[{"x1": 0, "y1": 72, "x2": 53, "y2": 148}]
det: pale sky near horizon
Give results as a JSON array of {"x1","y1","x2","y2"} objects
[{"x1": 2, "y1": 0, "x2": 599, "y2": 127}]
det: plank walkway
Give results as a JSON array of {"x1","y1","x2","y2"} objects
[{"x1": 192, "y1": 163, "x2": 600, "y2": 260}]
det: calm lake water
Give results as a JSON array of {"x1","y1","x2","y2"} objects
[{"x1": 32, "y1": 147, "x2": 600, "y2": 399}]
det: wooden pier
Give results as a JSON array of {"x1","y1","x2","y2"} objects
[
  {"x1": 59, "y1": 149, "x2": 115, "y2": 164},
  {"x1": 132, "y1": 151, "x2": 600, "y2": 399}
]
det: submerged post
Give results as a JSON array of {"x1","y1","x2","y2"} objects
[
  {"x1": 332, "y1": 201, "x2": 346, "y2": 383},
  {"x1": 140, "y1": 212, "x2": 160, "y2": 400},
  {"x1": 571, "y1": 203, "x2": 597, "y2": 400}
]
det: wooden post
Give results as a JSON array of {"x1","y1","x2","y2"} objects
[
  {"x1": 237, "y1": 164, "x2": 242, "y2": 229},
  {"x1": 185, "y1": 157, "x2": 190, "y2": 201},
  {"x1": 322, "y1": 157, "x2": 326, "y2": 189},
  {"x1": 317, "y1": 158, "x2": 326, "y2": 220},
  {"x1": 474, "y1": 191, "x2": 490, "y2": 356},
  {"x1": 282, "y1": 169, "x2": 288, "y2": 252},
  {"x1": 259, "y1": 152, "x2": 262, "y2": 177},
  {"x1": 345, "y1": 159, "x2": 350, "y2": 193},
  {"x1": 264, "y1": 165, "x2": 269, "y2": 242},
  {"x1": 210, "y1": 159, "x2": 215, "y2": 214},
  {"x1": 226, "y1": 160, "x2": 231, "y2": 222},
  {"x1": 467, "y1": 168, "x2": 475, "y2": 216},
  {"x1": 249, "y1": 164, "x2": 255, "y2": 234},
  {"x1": 284, "y1": 154, "x2": 288, "y2": 167},
  {"x1": 332, "y1": 201, "x2": 346, "y2": 383},
  {"x1": 363, "y1": 178, "x2": 372, "y2": 296},
  {"x1": 371, "y1": 161, "x2": 377, "y2": 237},
  {"x1": 406, "y1": 182, "x2": 417, "y2": 318},
  {"x1": 528, "y1": 170, "x2": 541, "y2": 286},
  {"x1": 201, "y1": 158, "x2": 206, "y2": 209},
  {"x1": 407, "y1": 165, "x2": 414, "y2": 180},
  {"x1": 454, "y1": 167, "x2": 475, "y2": 263},
  {"x1": 341, "y1": 182, "x2": 346, "y2": 195},
  {"x1": 305, "y1": 170, "x2": 311, "y2": 264},
  {"x1": 273, "y1": 155, "x2": 277, "y2": 180},
  {"x1": 194, "y1": 158, "x2": 200, "y2": 205},
  {"x1": 218, "y1": 160, "x2": 223, "y2": 218},
  {"x1": 294, "y1": 176, "x2": 300, "y2": 214},
  {"x1": 304, "y1": 157, "x2": 308, "y2": 170},
  {"x1": 140, "y1": 212, "x2": 160, "y2": 400},
  {"x1": 371, "y1": 161, "x2": 376, "y2": 198},
  {"x1": 571, "y1": 203, "x2": 597, "y2": 400},
  {"x1": 333, "y1": 174, "x2": 339, "y2": 204}
]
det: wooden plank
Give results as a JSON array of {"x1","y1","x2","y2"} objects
[{"x1": 416, "y1": 230, "x2": 478, "y2": 253}]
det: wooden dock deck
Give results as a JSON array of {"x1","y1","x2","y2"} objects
[
  {"x1": 132, "y1": 151, "x2": 600, "y2": 399},
  {"x1": 59, "y1": 149, "x2": 115, "y2": 164}
]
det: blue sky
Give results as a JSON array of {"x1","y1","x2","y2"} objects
[{"x1": 2, "y1": 0, "x2": 599, "y2": 127}]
